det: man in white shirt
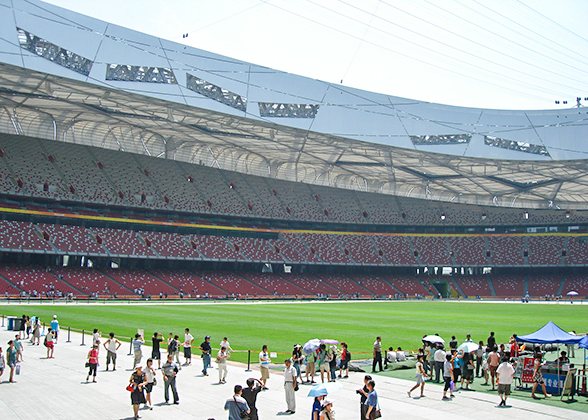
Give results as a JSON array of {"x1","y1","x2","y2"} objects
[
  {"x1": 220, "y1": 337, "x2": 233, "y2": 354},
  {"x1": 184, "y1": 328, "x2": 194, "y2": 366},
  {"x1": 259, "y1": 344, "x2": 271, "y2": 390},
  {"x1": 396, "y1": 347, "x2": 407, "y2": 362},
  {"x1": 496, "y1": 356, "x2": 515, "y2": 407},
  {"x1": 283, "y1": 358, "x2": 297, "y2": 414},
  {"x1": 434, "y1": 344, "x2": 446, "y2": 383},
  {"x1": 103, "y1": 332, "x2": 121, "y2": 371}
]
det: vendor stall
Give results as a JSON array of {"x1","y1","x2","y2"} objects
[{"x1": 516, "y1": 321, "x2": 582, "y2": 395}]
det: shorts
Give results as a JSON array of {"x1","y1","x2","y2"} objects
[
  {"x1": 152, "y1": 350, "x2": 161, "y2": 360},
  {"x1": 340, "y1": 360, "x2": 349, "y2": 369},
  {"x1": 497, "y1": 383, "x2": 511, "y2": 395},
  {"x1": 145, "y1": 383, "x2": 154, "y2": 393},
  {"x1": 260, "y1": 366, "x2": 270, "y2": 380},
  {"x1": 47, "y1": 342, "x2": 54, "y2": 349},
  {"x1": 415, "y1": 374, "x2": 425, "y2": 384},
  {"x1": 184, "y1": 347, "x2": 191, "y2": 358},
  {"x1": 489, "y1": 365, "x2": 498, "y2": 375},
  {"x1": 107, "y1": 351, "x2": 117, "y2": 364},
  {"x1": 443, "y1": 376, "x2": 452, "y2": 391},
  {"x1": 320, "y1": 364, "x2": 329, "y2": 372}
]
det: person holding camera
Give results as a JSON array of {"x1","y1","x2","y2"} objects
[
  {"x1": 224, "y1": 384, "x2": 250, "y2": 420},
  {"x1": 357, "y1": 375, "x2": 372, "y2": 420}
]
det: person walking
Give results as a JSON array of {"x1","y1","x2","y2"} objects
[
  {"x1": 408, "y1": 354, "x2": 428, "y2": 398},
  {"x1": 50, "y1": 315, "x2": 59, "y2": 343},
  {"x1": 531, "y1": 352, "x2": 551, "y2": 399},
  {"x1": 224, "y1": 385, "x2": 250, "y2": 420},
  {"x1": 162, "y1": 353, "x2": 180, "y2": 404},
  {"x1": 199, "y1": 335, "x2": 212, "y2": 376},
  {"x1": 357, "y1": 375, "x2": 372, "y2": 420},
  {"x1": 218, "y1": 346, "x2": 230, "y2": 384},
  {"x1": 283, "y1": 358, "x2": 297, "y2": 414},
  {"x1": 129, "y1": 365, "x2": 147, "y2": 420},
  {"x1": 45, "y1": 327, "x2": 55, "y2": 358},
  {"x1": 183, "y1": 328, "x2": 194, "y2": 365},
  {"x1": 365, "y1": 380, "x2": 378, "y2": 420},
  {"x1": 103, "y1": 332, "x2": 121, "y2": 371},
  {"x1": 259, "y1": 344, "x2": 271, "y2": 389},
  {"x1": 372, "y1": 337, "x2": 383, "y2": 373},
  {"x1": 6, "y1": 340, "x2": 17, "y2": 383},
  {"x1": 144, "y1": 358, "x2": 156, "y2": 410},
  {"x1": 132, "y1": 333, "x2": 144, "y2": 369},
  {"x1": 496, "y1": 356, "x2": 515, "y2": 407},
  {"x1": 442, "y1": 354, "x2": 455, "y2": 400},
  {"x1": 86, "y1": 344, "x2": 99, "y2": 383},
  {"x1": 241, "y1": 378, "x2": 263, "y2": 420},
  {"x1": 151, "y1": 332, "x2": 163, "y2": 369}
]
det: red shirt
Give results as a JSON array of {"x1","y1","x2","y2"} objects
[{"x1": 88, "y1": 349, "x2": 99, "y2": 364}]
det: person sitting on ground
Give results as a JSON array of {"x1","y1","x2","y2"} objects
[
  {"x1": 396, "y1": 347, "x2": 406, "y2": 362},
  {"x1": 384, "y1": 347, "x2": 396, "y2": 368}
]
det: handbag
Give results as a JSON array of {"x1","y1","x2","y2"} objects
[
  {"x1": 153, "y1": 378, "x2": 157, "y2": 386},
  {"x1": 126, "y1": 384, "x2": 135, "y2": 392},
  {"x1": 372, "y1": 409, "x2": 382, "y2": 419},
  {"x1": 233, "y1": 396, "x2": 250, "y2": 420},
  {"x1": 85, "y1": 362, "x2": 90, "y2": 368}
]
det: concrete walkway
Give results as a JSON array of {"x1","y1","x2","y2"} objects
[{"x1": 0, "y1": 327, "x2": 584, "y2": 420}]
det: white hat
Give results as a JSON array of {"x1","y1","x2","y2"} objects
[
  {"x1": 53, "y1": 315, "x2": 57, "y2": 319},
  {"x1": 321, "y1": 399, "x2": 333, "y2": 408}
]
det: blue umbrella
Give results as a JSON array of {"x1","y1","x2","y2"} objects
[
  {"x1": 303, "y1": 339, "x2": 321, "y2": 355},
  {"x1": 307, "y1": 382, "x2": 343, "y2": 397}
]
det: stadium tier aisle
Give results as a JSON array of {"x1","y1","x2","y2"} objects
[{"x1": 0, "y1": 323, "x2": 583, "y2": 420}]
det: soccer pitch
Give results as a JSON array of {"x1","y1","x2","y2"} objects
[{"x1": 1, "y1": 300, "x2": 586, "y2": 362}]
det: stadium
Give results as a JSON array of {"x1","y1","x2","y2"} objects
[
  {"x1": 0, "y1": 1, "x2": 588, "y2": 303},
  {"x1": 1, "y1": 1, "x2": 588, "y2": 419}
]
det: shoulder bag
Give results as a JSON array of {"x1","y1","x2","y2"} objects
[{"x1": 233, "y1": 396, "x2": 250, "y2": 420}]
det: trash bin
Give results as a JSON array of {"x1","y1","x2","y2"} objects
[
  {"x1": 7, "y1": 316, "x2": 17, "y2": 330},
  {"x1": 12, "y1": 317, "x2": 23, "y2": 332}
]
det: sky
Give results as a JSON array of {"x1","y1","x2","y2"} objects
[{"x1": 44, "y1": 0, "x2": 588, "y2": 110}]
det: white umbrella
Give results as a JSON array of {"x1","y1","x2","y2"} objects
[
  {"x1": 422, "y1": 335, "x2": 444, "y2": 344},
  {"x1": 567, "y1": 291, "x2": 579, "y2": 296},
  {"x1": 457, "y1": 342, "x2": 479, "y2": 353},
  {"x1": 303, "y1": 339, "x2": 321, "y2": 354}
]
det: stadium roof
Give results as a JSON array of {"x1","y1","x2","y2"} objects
[{"x1": 1, "y1": 0, "x2": 588, "y2": 209}]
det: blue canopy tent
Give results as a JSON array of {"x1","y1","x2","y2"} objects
[
  {"x1": 516, "y1": 321, "x2": 582, "y2": 345},
  {"x1": 579, "y1": 336, "x2": 588, "y2": 350}
]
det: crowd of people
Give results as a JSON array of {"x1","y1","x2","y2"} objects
[{"x1": 4, "y1": 312, "x2": 579, "y2": 418}]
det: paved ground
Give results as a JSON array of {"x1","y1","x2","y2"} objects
[{"x1": 0, "y1": 327, "x2": 584, "y2": 420}]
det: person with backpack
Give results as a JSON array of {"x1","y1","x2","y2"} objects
[
  {"x1": 168, "y1": 333, "x2": 181, "y2": 365},
  {"x1": 339, "y1": 342, "x2": 351, "y2": 378}
]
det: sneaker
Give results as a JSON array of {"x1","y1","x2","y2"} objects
[
  {"x1": 442, "y1": 396, "x2": 450, "y2": 400},
  {"x1": 407, "y1": 391, "x2": 411, "y2": 397}
]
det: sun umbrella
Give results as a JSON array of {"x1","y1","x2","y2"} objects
[
  {"x1": 567, "y1": 291, "x2": 579, "y2": 296},
  {"x1": 321, "y1": 339, "x2": 339, "y2": 345},
  {"x1": 303, "y1": 339, "x2": 321, "y2": 354},
  {"x1": 422, "y1": 335, "x2": 444, "y2": 344},
  {"x1": 307, "y1": 381, "x2": 343, "y2": 397},
  {"x1": 457, "y1": 342, "x2": 479, "y2": 353}
]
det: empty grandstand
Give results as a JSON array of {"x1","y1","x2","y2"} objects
[{"x1": 0, "y1": 0, "x2": 587, "y2": 302}]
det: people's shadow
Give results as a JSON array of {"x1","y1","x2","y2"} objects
[{"x1": 277, "y1": 411, "x2": 293, "y2": 415}]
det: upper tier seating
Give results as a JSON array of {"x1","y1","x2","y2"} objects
[{"x1": 486, "y1": 236, "x2": 524, "y2": 266}]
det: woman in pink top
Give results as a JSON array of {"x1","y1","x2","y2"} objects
[{"x1": 86, "y1": 344, "x2": 99, "y2": 382}]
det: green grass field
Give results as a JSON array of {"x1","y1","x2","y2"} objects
[{"x1": 1, "y1": 300, "x2": 586, "y2": 362}]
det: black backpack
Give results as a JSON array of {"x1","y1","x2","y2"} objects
[{"x1": 168, "y1": 340, "x2": 177, "y2": 353}]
